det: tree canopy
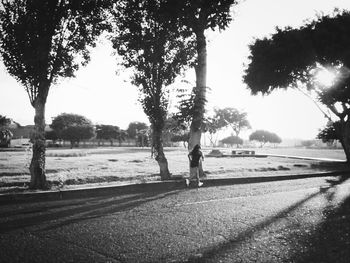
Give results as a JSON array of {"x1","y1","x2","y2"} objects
[
  {"x1": 0, "y1": 0, "x2": 110, "y2": 105},
  {"x1": 249, "y1": 130, "x2": 282, "y2": 147},
  {"x1": 243, "y1": 10, "x2": 350, "y2": 161},
  {"x1": 220, "y1": 135, "x2": 243, "y2": 147},
  {"x1": 50, "y1": 113, "x2": 94, "y2": 148},
  {"x1": 214, "y1": 107, "x2": 251, "y2": 136},
  {"x1": 126, "y1": 122, "x2": 149, "y2": 139},
  {"x1": 0, "y1": 115, "x2": 11, "y2": 127}
]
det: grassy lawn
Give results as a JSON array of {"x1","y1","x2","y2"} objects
[{"x1": 0, "y1": 146, "x2": 348, "y2": 193}]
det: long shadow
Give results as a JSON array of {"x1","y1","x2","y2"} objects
[
  {"x1": 0, "y1": 194, "x2": 141, "y2": 218},
  {"x1": 186, "y1": 175, "x2": 350, "y2": 263},
  {"x1": 287, "y1": 176, "x2": 350, "y2": 263},
  {"x1": 0, "y1": 189, "x2": 182, "y2": 234}
]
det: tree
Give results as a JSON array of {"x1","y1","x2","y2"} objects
[
  {"x1": 45, "y1": 129, "x2": 59, "y2": 146},
  {"x1": 0, "y1": 129, "x2": 12, "y2": 148},
  {"x1": 317, "y1": 121, "x2": 340, "y2": 147},
  {"x1": 214, "y1": 107, "x2": 251, "y2": 137},
  {"x1": 249, "y1": 130, "x2": 281, "y2": 148},
  {"x1": 50, "y1": 113, "x2": 95, "y2": 148},
  {"x1": 0, "y1": 115, "x2": 13, "y2": 147},
  {"x1": 243, "y1": 11, "x2": 350, "y2": 162},
  {"x1": 0, "y1": 0, "x2": 109, "y2": 189},
  {"x1": 116, "y1": 129, "x2": 127, "y2": 146},
  {"x1": 168, "y1": 0, "x2": 238, "y2": 150},
  {"x1": 171, "y1": 132, "x2": 190, "y2": 148},
  {"x1": 301, "y1": 140, "x2": 315, "y2": 148},
  {"x1": 110, "y1": 0, "x2": 194, "y2": 180},
  {"x1": 203, "y1": 116, "x2": 221, "y2": 147},
  {"x1": 220, "y1": 135, "x2": 243, "y2": 147},
  {"x1": 126, "y1": 122, "x2": 149, "y2": 140},
  {"x1": 0, "y1": 115, "x2": 11, "y2": 127},
  {"x1": 96, "y1": 125, "x2": 120, "y2": 146}
]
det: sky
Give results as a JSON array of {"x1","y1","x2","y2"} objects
[{"x1": 1, "y1": 0, "x2": 350, "y2": 140}]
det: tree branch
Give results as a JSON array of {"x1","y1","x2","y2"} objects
[{"x1": 294, "y1": 85, "x2": 333, "y2": 122}]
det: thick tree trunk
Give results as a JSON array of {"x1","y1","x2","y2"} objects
[
  {"x1": 189, "y1": 29, "x2": 207, "y2": 178},
  {"x1": 152, "y1": 125, "x2": 171, "y2": 180},
  {"x1": 337, "y1": 121, "x2": 350, "y2": 163},
  {"x1": 29, "y1": 99, "x2": 47, "y2": 189}
]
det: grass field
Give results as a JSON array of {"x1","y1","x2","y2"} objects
[{"x1": 0, "y1": 146, "x2": 348, "y2": 193}]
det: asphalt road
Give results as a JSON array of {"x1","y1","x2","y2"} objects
[{"x1": 1, "y1": 175, "x2": 350, "y2": 263}]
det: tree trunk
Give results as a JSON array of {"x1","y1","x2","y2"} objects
[
  {"x1": 29, "y1": 99, "x2": 47, "y2": 189},
  {"x1": 152, "y1": 125, "x2": 171, "y2": 180},
  {"x1": 188, "y1": 29, "x2": 207, "y2": 178},
  {"x1": 337, "y1": 121, "x2": 350, "y2": 163}
]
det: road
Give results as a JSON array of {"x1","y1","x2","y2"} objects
[{"x1": 1, "y1": 175, "x2": 350, "y2": 263}]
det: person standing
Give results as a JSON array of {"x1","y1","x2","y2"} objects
[{"x1": 187, "y1": 144, "x2": 204, "y2": 187}]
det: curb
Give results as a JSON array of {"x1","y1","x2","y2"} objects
[{"x1": 1, "y1": 170, "x2": 350, "y2": 204}]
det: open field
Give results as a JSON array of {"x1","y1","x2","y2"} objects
[{"x1": 0, "y1": 146, "x2": 348, "y2": 193}]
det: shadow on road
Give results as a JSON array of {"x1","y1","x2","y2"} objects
[
  {"x1": 186, "y1": 175, "x2": 350, "y2": 263},
  {"x1": 0, "y1": 189, "x2": 182, "y2": 234},
  {"x1": 287, "y1": 176, "x2": 350, "y2": 263}
]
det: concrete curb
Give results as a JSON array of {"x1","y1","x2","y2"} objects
[
  {"x1": 1, "y1": 170, "x2": 349, "y2": 204},
  {"x1": 262, "y1": 153, "x2": 346, "y2": 162}
]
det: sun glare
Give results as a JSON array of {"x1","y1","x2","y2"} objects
[{"x1": 314, "y1": 67, "x2": 337, "y2": 87}]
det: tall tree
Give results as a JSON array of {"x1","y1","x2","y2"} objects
[
  {"x1": 0, "y1": 0, "x2": 109, "y2": 189},
  {"x1": 243, "y1": 11, "x2": 350, "y2": 162},
  {"x1": 110, "y1": 0, "x2": 195, "y2": 180},
  {"x1": 168, "y1": 0, "x2": 238, "y2": 150}
]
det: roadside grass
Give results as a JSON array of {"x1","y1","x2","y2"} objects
[{"x1": 0, "y1": 146, "x2": 348, "y2": 193}]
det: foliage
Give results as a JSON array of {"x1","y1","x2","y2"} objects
[
  {"x1": 300, "y1": 140, "x2": 315, "y2": 148},
  {"x1": 174, "y1": 85, "x2": 208, "y2": 130},
  {"x1": 96, "y1": 125, "x2": 119, "y2": 140},
  {"x1": 126, "y1": 122, "x2": 149, "y2": 139},
  {"x1": 243, "y1": 10, "x2": 350, "y2": 161},
  {"x1": 214, "y1": 107, "x2": 251, "y2": 136},
  {"x1": 0, "y1": 0, "x2": 110, "y2": 105},
  {"x1": 110, "y1": 0, "x2": 195, "y2": 130},
  {"x1": 136, "y1": 128, "x2": 150, "y2": 147},
  {"x1": 220, "y1": 135, "x2": 243, "y2": 147},
  {"x1": 45, "y1": 130, "x2": 59, "y2": 142},
  {"x1": 244, "y1": 11, "x2": 350, "y2": 121},
  {"x1": 317, "y1": 121, "x2": 340, "y2": 143},
  {"x1": 167, "y1": 0, "x2": 237, "y2": 34},
  {"x1": 0, "y1": 115, "x2": 11, "y2": 127},
  {"x1": 50, "y1": 113, "x2": 94, "y2": 147},
  {"x1": 249, "y1": 130, "x2": 282, "y2": 147},
  {"x1": 60, "y1": 125, "x2": 94, "y2": 146},
  {"x1": 171, "y1": 132, "x2": 190, "y2": 148},
  {"x1": 0, "y1": 129, "x2": 13, "y2": 147}
]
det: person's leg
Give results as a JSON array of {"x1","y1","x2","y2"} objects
[
  {"x1": 196, "y1": 167, "x2": 203, "y2": 187},
  {"x1": 187, "y1": 167, "x2": 196, "y2": 187}
]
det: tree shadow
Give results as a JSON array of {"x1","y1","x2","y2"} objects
[
  {"x1": 185, "y1": 175, "x2": 350, "y2": 263},
  {"x1": 287, "y1": 176, "x2": 350, "y2": 263},
  {"x1": 0, "y1": 189, "x2": 182, "y2": 234}
]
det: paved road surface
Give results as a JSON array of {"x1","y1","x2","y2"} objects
[{"x1": 1, "y1": 175, "x2": 350, "y2": 262}]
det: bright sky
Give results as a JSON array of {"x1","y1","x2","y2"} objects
[{"x1": 1, "y1": 0, "x2": 350, "y2": 140}]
